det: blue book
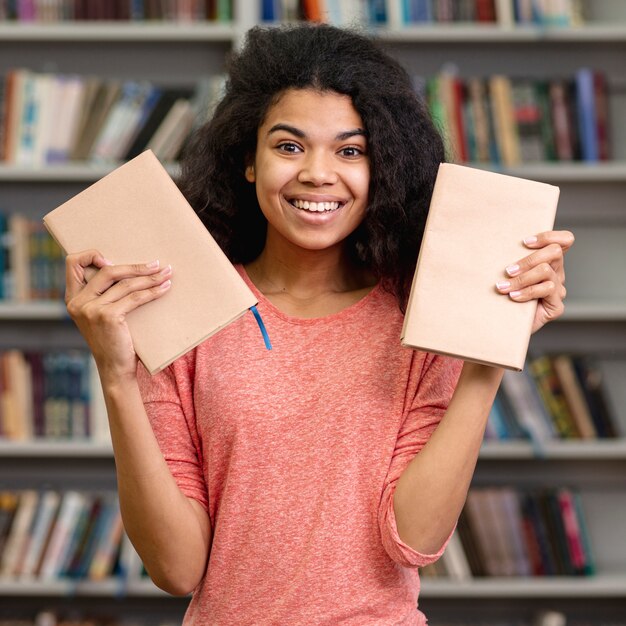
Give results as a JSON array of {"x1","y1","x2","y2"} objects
[
  {"x1": 368, "y1": 0, "x2": 387, "y2": 24},
  {"x1": 575, "y1": 68, "x2": 599, "y2": 162},
  {"x1": 261, "y1": 0, "x2": 277, "y2": 21},
  {"x1": 412, "y1": 0, "x2": 433, "y2": 22}
]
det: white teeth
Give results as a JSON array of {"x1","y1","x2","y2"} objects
[{"x1": 292, "y1": 199, "x2": 340, "y2": 212}]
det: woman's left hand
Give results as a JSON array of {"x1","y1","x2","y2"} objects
[{"x1": 496, "y1": 230, "x2": 575, "y2": 334}]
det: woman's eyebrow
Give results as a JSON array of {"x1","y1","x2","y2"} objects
[
  {"x1": 267, "y1": 124, "x2": 367, "y2": 141},
  {"x1": 336, "y1": 129, "x2": 368, "y2": 141},
  {"x1": 268, "y1": 123, "x2": 305, "y2": 138}
]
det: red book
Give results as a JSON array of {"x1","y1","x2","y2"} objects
[{"x1": 593, "y1": 71, "x2": 610, "y2": 161}]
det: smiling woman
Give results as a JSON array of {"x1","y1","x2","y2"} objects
[
  {"x1": 62, "y1": 21, "x2": 573, "y2": 626},
  {"x1": 178, "y1": 23, "x2": 448, "y2": 310},
  {"x1": 242, "y1": 88, "x2": 374, "y2": 309}
]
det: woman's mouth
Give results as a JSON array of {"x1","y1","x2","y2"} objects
[{"x1": 290, "y1": 199, "x2": 342, "y2": 213}]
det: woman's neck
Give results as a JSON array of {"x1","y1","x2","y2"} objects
[
  {"x1": 244, "y1": 246, "x2": 377, "y2": 318},
  {"x1": 246, "y1": 249, "x2": 373, "y2": 299}
]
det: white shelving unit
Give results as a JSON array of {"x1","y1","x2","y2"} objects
[
  {"x1": 1, "y1": 1, "x2": 625, "y2": 624},
  {"x1": 374, "y1": 22, "x2": 626, "y2": 42},
  {"x1": 421, "y1": 574, "x2": 626, "y2": 598},
  {"x1": 0, "y1": 21, "x2": 236, "y2": 41}
]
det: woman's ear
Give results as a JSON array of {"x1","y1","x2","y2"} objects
[{"x1": 245, "y1": 164, "x2": 255, "y2": 183}]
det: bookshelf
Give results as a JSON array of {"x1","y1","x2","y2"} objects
[{"x1": 1, "y1": 1, "x2": 625, "y2": 624}]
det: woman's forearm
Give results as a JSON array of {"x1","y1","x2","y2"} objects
[
  {"x1": 393, "y1": 361, "x2": 504, "y2": 555},
  {"x1": 102, "y1": 377, "x2": 212, "y2": 595}
]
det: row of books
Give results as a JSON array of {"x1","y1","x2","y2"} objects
[
  {"x1": 0, "y1": 350, "x2": 109, "y2": 442},
  {"x1": 0, "y1": 486, "x2": 596, "y2": 585},
  {"x1": 0, "y1": 211, "x2": 65, "y2": 302},
  {"x1": 0, "y1": 489, "x2": 143, "y2": 583},
  {"x1": 0, "y1": 70, "x2": 225, "y2": 166},
  {"x1": 0, "y1": 67, "x2": 610, "y2": 168},
  {"x1": 417, "y1": 68, "x2": 610, "y2": 165},
  {"x1": 422, "y1": 486, "x2": 594, "y2": 579},
  {"x1": 0, "y1": 0, "x2": 232, "y2": 21},
  {"x1": 487, "y1": 354, "x2": 626, "y2": 445},
  {"x1": 268, "y1": 0, "x2": 586, "y2": 28}
]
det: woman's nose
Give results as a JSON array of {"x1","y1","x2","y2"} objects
[{"x1": 297, "y1": 151, "x2": 338, "y2": 186}]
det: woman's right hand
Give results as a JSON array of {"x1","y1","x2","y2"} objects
[{"x1": 65, "y1": 250, "x2": 172, "y2": 386}]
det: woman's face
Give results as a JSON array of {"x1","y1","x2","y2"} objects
[{"x1": 246, "y1": 88, "x2": 370, "y2": 257}]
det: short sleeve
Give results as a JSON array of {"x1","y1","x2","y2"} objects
[
  {"x1": 137, "y1": 357, "x2": 209, "y2": 513},
  {"x1": 378, "y1": 353, "x2": 463, "y2": 567}
]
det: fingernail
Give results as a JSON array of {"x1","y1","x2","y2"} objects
[
  {"x1": 146, "y1": 260, "x2": 159, "y2": 269},
  {"x1": 160, "y1": 280, "x2": 172, "y2": 290},
  {"x1": 506, "y1": 264, "x2": 520, "y2": 276},
  {"x1": 509, "y1": 290, "x2": 522, "y2": 299},
  {"x1": 523, "y1": 236, "x2": 538, "y2": 245},
  {"x1": 496, "y1": 281, "x2": 511, "y2": 290},
  {"x1": 101, "y1": 257, "x2": 113, "y2": 266}
]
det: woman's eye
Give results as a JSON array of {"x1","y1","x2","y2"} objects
[
  {"x1": 277, "y1": 142, "x2": 302, "y2": 153},
  {"x1": 339, "y1": 146, "x2": 364, "y2": 158}
]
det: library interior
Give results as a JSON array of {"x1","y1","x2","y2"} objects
[{"x1": 0, "y1": 0, "x2": 625, "y2": 625}]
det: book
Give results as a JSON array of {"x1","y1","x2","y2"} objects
[
  {"x1": 43, "y1": 150, "x2": 260, "y2": 375},
  {"x1": 19, "y1": 489, "x2": 60, "y2": 577},
  {"x1": 400, "y1": 163, "x2": 560, "y2": 371},
  {"x1": 575, "y1": 68, "x2": 599, "y2": 162},
  {"x1": 489, "y1": 74, "x2": 520, "y2": 166},
  {"x1": 464, "y1": 489, "x2": 500, "y2": 576},
  {"x1": 500, "y1": 369, "x2": 556, "y2": 444},
  {"x1": 439, "y1": 530, "x2": 472, "y2": 581},
  {"x1": 528, "y1": 355, "x2": 579, "y2": 438},
  {"x1": 571, "y1": 356, "x2": 618, "y2": 438},
  {"x1": 595, "y1": 357, "x2": 626, "y2": 437},
  {"x1": 551, "y1": 354, "x2": 597, "y2": 439},
  {"x1": 0, "y1": 490, "x2": 39, "y2": 576},
  {"x1": 88, "y1": 498, "x2": 124, "y2": 580},
  {"x1": 0, "y1": 492, "x2": 18, "y2": 557},
  {"x1": 38, "y1": 490, "x2": 87, "y2": 579}
]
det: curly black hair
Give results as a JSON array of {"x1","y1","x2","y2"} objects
[{"x1": 177, "y1": 22, "x2": 445, "y2": 310}]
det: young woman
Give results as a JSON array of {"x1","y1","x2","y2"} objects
[{"x1": 65, "y1": 23, "x2": 574, "y2": 625}]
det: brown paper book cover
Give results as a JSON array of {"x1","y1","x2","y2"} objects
[
  {"x1": 401, "y1": 163, "x2": 559, "y2": 371},
  {"x1": 43, "y1": 150, "x2": 258, "y2": 375}
]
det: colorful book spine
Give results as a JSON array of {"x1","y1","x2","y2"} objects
[{"x1": 0, "y1": 349, "x2": 108, "y2": 444}]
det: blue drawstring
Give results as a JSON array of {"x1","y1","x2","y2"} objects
[{"x1": 250, "y1": 305, "x2": 272, "y2": 350}]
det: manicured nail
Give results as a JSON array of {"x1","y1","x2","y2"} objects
[
  {"x1": 146, "y1": 260, "x2": 160, "y2": 269},
  {"x1": 496, "y1": 281, "x2": 511, "y2": 290},
  {"x1": 509, "y1": 290, "x2": 522, "y2": 299},
  {"x1": 523, "y1": 236, "x2": 538, "y2": 245},
  {"x1": 160, "y1": 280, "x2": 172, "y2": 290},
  {"x1": 506, "y1": 264, "x2": 520, "y2": 276}
]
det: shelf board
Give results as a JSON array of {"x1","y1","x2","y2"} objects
[
  {"x1": 0, "y1": 21, "x2": 235, "y2": 42},
  {"x1": 374, "y1": 23, "x2": 626, "y2": 43},
  {"x1": 0, "y1": 440, "x2": 112, "y2": 458},
  {"x1": 560, "y1": 299, "x2": 626, "y2": 322},
  {"x1": 480, "y1": 439, "x2": 626, "y2": 460},
  {"x1": 1, "y1": 21, "x2": 626, "y2": 43},
  {"x1": 0, "y1": 301, "x2": 67, "y2": 319},
  {"x1": 2, "y1": 161, "x2": 624, "y2": 183},
  {"x1": 474, "y1": 161, "x2": 626, "y2": 183},
  {"x1": 420, "y1": 574, "x2": 626, "y2": 597},
  {"x1": 3, "y1": 574, "x2": 626, "y2": 598},
  {"x1": 0, "y1": 161, "x2": 180, "y2": 182},
  {"x1": 0, "y1": 577, "x2": 173, "y2": 597},
  {"x1": 2, "y1": 439, "x2": 625, "y2": 460}
]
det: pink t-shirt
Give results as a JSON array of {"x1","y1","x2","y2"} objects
[{"x1": 137, "y1": 266, "x2": 463, "y2": 625}]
